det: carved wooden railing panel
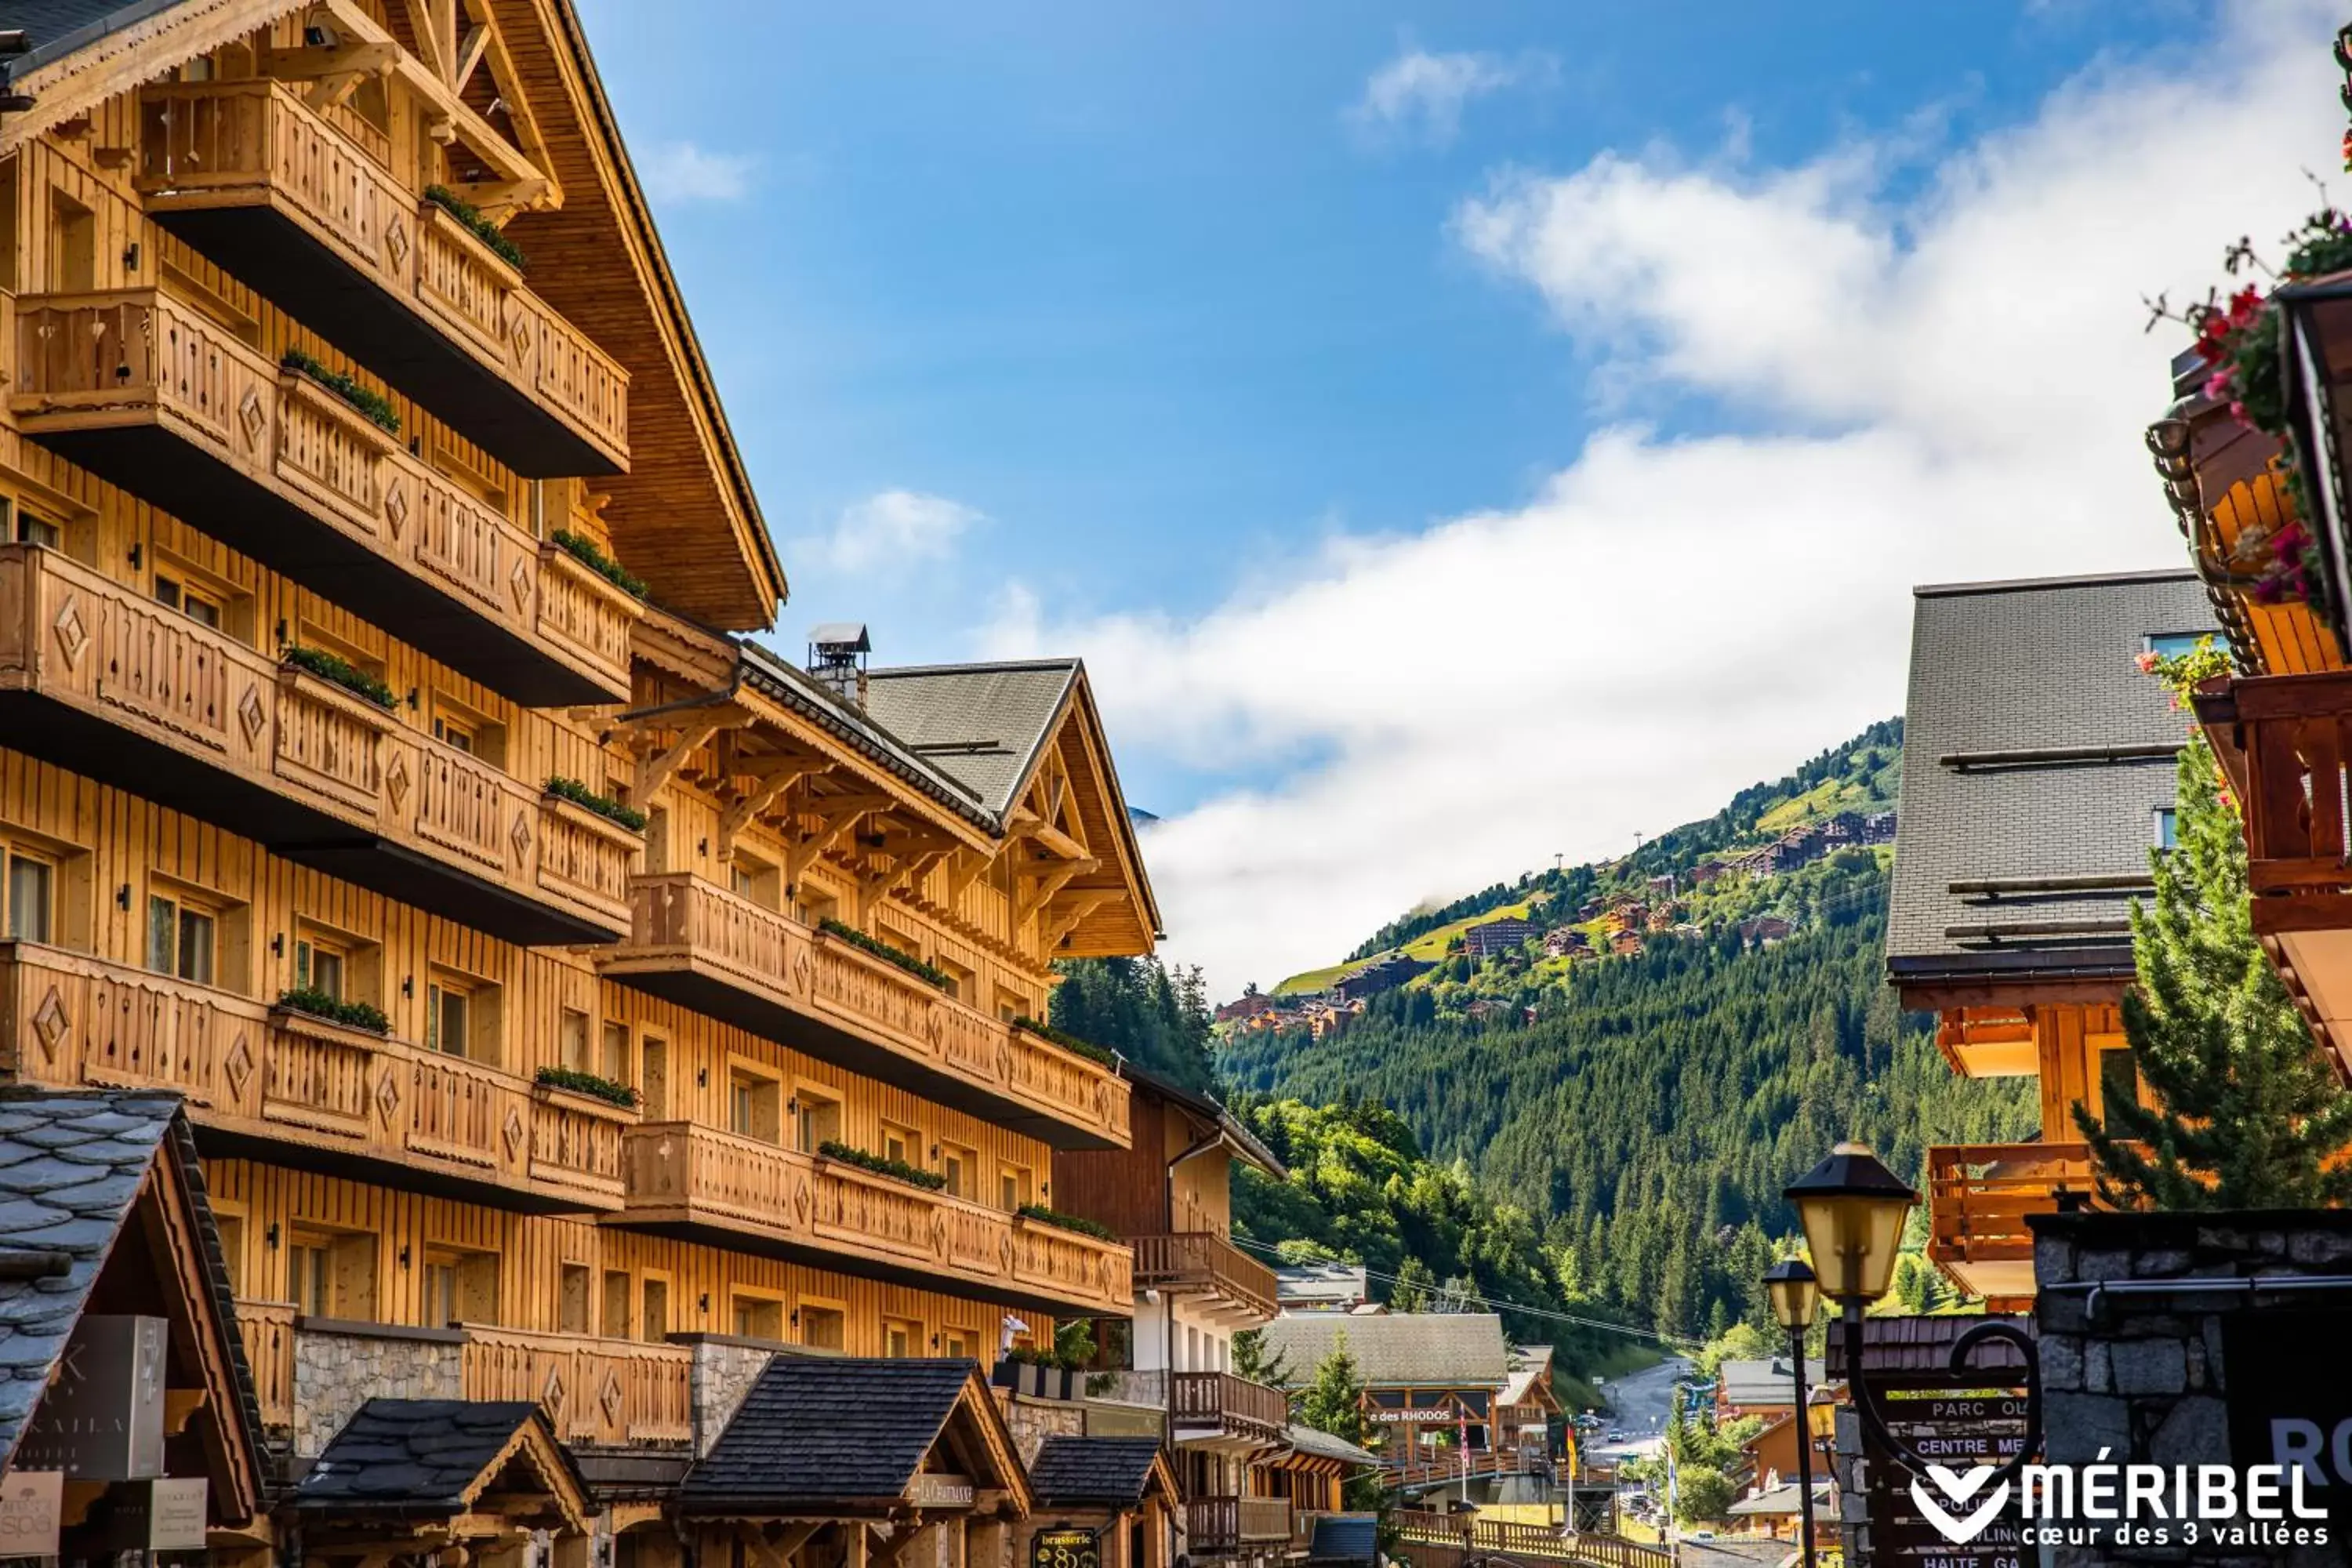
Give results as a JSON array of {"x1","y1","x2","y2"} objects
[
  {"x1": 232, "y1": 1298, "x2": 298, "y2": 1432},
  {"x1": 137, "y1": 81, "x2": 630, "y2": 469},
  {"x1": 1168, "y1": 1370, "x2": 1289, "y2": 1439},
  {"x1": 10, "y1": 284, "x2": 637, "y2": 702},
  {"x1": 0, "y1": 943, "x2": 623, "y2": 1211},
  {"x1": 536, "y1": 799, "x2": 641, "y2": 915},
  {"x1": 1236, "y1": 1499, "x2": 1292, "y2": 1544},
  {"x1": 1131, "y1": 1232, "x2": 1279, "y2": 1321},
  {"x1": 274, "y1": 670, "x2": 390, "y2": 815},
  {"x1": 604, "y1": 874, "x2": 1128, "y2": 1148},
  {"x1": 618, "y1": 1122, "x2": 1131, "y2": 1314},
  {"x1": 1187, "y1": 1500, "x2": 1240, "y2": 1553},
  {"x1": 461, "y1": 1325, "x2": 691, "y2": 1447}
]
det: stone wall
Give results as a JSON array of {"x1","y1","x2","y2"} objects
[
  {"x1": 999, "y1": 1389, "x2": 1087, "y2": 1467},
  {"x1": 292, "y1": 1319, "x2": 463, "y2": 1457},
  {"x1": 684, "y1": 1334, "x2": 778, "y2": 1456},
  {"x1": 2031, "y1": 1207, "x2": 2352, "y2": 1568}
]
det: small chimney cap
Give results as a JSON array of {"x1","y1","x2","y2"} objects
[{"x1": 808, "y1": 622, "x2": 870, "y2": 653}]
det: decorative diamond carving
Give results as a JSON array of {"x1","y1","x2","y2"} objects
[
  {"x1": 502, "y1": 1105, "x2": 526, "y2": 1160},
  {"x1": 998, "y1": 1232, "x2": 1015, "y2": 1274},
  {"x1": 238, "y1": 386, "x2": 266, "y2": 450},
  {"x1": 509, "y1": 557, "x2": 533, "y2": 612},
  {"x1": 31, "y1": 988, "x2": 67, "y2": 1064},
  {"x1": 384, "y1": 476, "x2": 408, "y2": 539},
  {"x1": 385, "y1": 750, "x2": 411, "y2": 815},
  {"x1": 995, "y1": 1041, "x2": 1014, "y2": 1083},
  {"x1": 791, "y1": 1176, "x2": 812, "y2": 1225},
  {"x1": 386, "y1": 215, "x2": 409, "y2": 270},
  {"x1": 924, "y1": 1003, "x2": 945, "y2": 1048},
  {"x1": 508, "y1": 308, "x2": 534, "y2": 366},
  {"x1": 509, "y1": 809, "x2": 533, "y2": 866},
  {"x1": 541, "y1": 1367, "x2": 567, "y2": 1418},
  {"x1": 238, "y1": 684, "x2": 267, "y2": 745},
  {"x1": 376, "y1": 1068, "x2": 401, "y2": 1128},
  {"x1": 791, "y1": 947, "x2": 813, "y2": 996},
  {"x1": 930, "y1": 1211, "x2": 949, "y2": 1258},
  {"x1": 223, "y1": 1033, "x2": 253, "y2": 1098},
  {"x1": 599, "y1": 1370, "x2": 625, "y2": 1426},
  {"x1": 52, "y1": 597, "x2": 87, "y2": 670}
]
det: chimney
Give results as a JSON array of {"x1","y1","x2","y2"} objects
[{"x1": 806, "y1": 622, "x2": 871, "y2": 709}]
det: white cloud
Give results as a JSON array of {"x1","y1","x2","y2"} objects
[
  {"x1": 991, "y1": 0, "x2": 2341, "y2": 1000},
  {"x1": 805, "y1": 490, "x2": 984, "y2": 575},
  {"x1": 1348, "y1": 46, "x2": 1554, "y2": 146},
  {"x1": 639, "y1": 141, "x2": 757, "y2": 203}
]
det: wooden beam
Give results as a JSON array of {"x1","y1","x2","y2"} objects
[
  {"x1": 452, "y1": 22, "x2": 492, "y2": 90},
  {"x1": 633, "y1": 713, "x2": 739, "y2": 802},
  {"x1": 1043, "y1": 891, "x2": 1115, "y2": 953},
  {"x1": 785, "y1": 793, "x2": 893, "y2": 886},
  {"x1": 718, "y1": 758, "x2": 829, "y2": 860},
  {"x1": 258, "y1": 41, "x2": 399, "y2": 78},
  {"x1": 322, "y1": 0, "x2": 557, "y2": 204},
  {"x1": 1015, "y1": 857, "x2": 1099, "y2": 926}
]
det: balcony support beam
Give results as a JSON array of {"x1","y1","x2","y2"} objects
[
  {"x1": 717, "y1": 754, "x2": 830, "y2": 864},
  {"x1": 785, "y1": 794, "x2": 895, "y2": 887}
]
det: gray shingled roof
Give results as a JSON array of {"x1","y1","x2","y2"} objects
[
  {"x1": 293, "y1": 1400, "x2": 575, "y2": 1514},
  {"x1": 862, "y1": 662, "x2": 1080, "y2": 818},
  {"x1": 1715, "y1": 1357, "x2": 1823, "y2": 1410},
  {"x1": 1283, "y1": 1424, "x2": 1380, "y2": 1466},
  {"x1": 1886, "y1": 571, "x2": 2214, "y2": 985},
  {"x1": 680, "y1": 1356, "x2": 985, "y2": 1512},
  {"x1": 0, "y1": 1091, "x2": 259, "y2": 1471},
  {"x1": 13, "y1": 0, "x2": 191, "y2": 70},
  {"x1": 1258, "y1": 1314, "x2": 1509, "y2": 1390},
  {"x1": 1027, "y1": 1435, "x2": 1163, "y2": 1507}
]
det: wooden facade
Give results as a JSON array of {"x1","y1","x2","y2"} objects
[{"x1": 0, "y1": 2, "x2": 1160, "y2": 1561}]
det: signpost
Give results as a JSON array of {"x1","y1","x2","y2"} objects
[
  {"x1": 1861, "y1": 1389, "x2": 2031, "y2": 1568},
  {"x1": 13, "y1": 1317, "x2": 167, "y2": 1479}
]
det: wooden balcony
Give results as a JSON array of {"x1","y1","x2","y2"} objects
[
  {"x1": 1185, "y1": 1497, "x2": 1291, "y2": 1553},
  {"x1": 2196, "y1": 670, "x2": 2352, "y2": 1073},
  {"x1": 136, "y1": 80, "x2": 629, "y2": 477},
  {"x1": 1169, "y1": 1370, "x2": 1289, "y2": 1447},
  {"x1": 1131, "y1": 1232, "x2": 1279, "y2": 1324},
  {"x1": 460, "y1": 1324, "x2": 694, "y2": 1448},
  {"x1": 0, "y1": 546, "x2": 640, "y2": 945},
  {"x1": 599, "y1": 874, "x2": 1129, "y2": 1149},
  {"x1": 615, "y1": 1120, "x2": 1134, "y2": 1317},
  {"x1": 0, "y1": 941, "x2": 633, "y2": 1214},
  {"x1": 9, "y1": 285, "x2": 638, "y2": 706},
  {"x1": 1926, "y1": 1142, "x2": 2104, "y2": 1308}
]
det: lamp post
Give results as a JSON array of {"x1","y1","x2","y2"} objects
[
  {"x1": 1783, "y1": 1142, "x2": 2042, "y2": 1489},
  {"x1": 1761, "y1": 1258, "x2": 1820, "y2": 1568}
]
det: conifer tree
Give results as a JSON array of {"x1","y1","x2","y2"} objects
[{"x1": 2077, "y1": 732, "x2": 2352, "y2": 1207}]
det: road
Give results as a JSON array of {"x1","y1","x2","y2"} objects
[{"x1": 1588, "y1": 1354, "x2": 1690, "y2": 1464}]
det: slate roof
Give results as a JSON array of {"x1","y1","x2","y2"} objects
[
  {"x1": 1500, "y1": 1345, "x2": 1554, "y2": 1407},
  {"x1": 862, "y1": 660, "x2": 1081, "y2": 818},
  {"x1": 1258, "y1": 1313, "x2": 1509, "y2": 1390},
  {"x1": 1886, "y1": 571, "x2": 2214, "y2": 987},
  {"x1": 13, "y1": 0, "x2": 191, "y2": 71},
  {"x1": 294, "y1": 1399, "x2": 568, "y2": 1514},
  {"x1": 1283, "y1": 1424, "x2": 1380, "y2": 1466},
  {"x1": 680, "y1": 1356, "x2": 985, "y2": 1512},
  {"x1": 1027, "y1": 1435, "x2": 1164, "y2": 1508},
  {"x1": 0, "y1": 1091, "x2": 260, "y2": 1472},
  {"x1": 1715, "y1": 1357, "x2": 1824, "y2": 1410}
]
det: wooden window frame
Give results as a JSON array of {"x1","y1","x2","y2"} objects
[
  {"x1": 792, "y1": 1077, "x2": 843, "y2": 1156},
  {"x1": 726, "y1": 1056, "x2": 783, "y2": 1145},
  {"x1": 796, "y1": 1294, "x2": 849, "y2": 1354},
  {"x1": 640, "y1": 1270, "x2": 674, "y2": 1345},
  {"x1": 729, "y1": 1288, "x2": 787, "y2": 1345}
]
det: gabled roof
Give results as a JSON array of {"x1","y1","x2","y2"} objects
[
  {"x1": 1282, "y1": 1425, "x2": 1380, "y2": 1467},
  {"x1": 1501, "y1": 1345, "x2": 1558, "y2": 1409},
  {"x1": 681, "y1": 1357, "x2": 1029, "y2": 1516},
  {"x1": 1886, "y1": 571, "x2": 2212, "y2": 997},
  {"x1": 1259, "y1": 1314, "x2": 1509, "y2": 1391},
  {"x1": 864, "y1": 661, "x2": 1082, "y2": 818},
  {"x1": 294, "y1": 1399, "x2": 591, "y2": 1530},
  {"x1": 0, "y1": 1091, "x2": 265, "y2": 1522},
  {"x1": 1119, "y1": 1058, "x2": 1285, "y2": 1179},
  {"x1": 1715, "y1": 1357, "x2": 1823, "y2": 1410},
  {"x1": 1026, "y1": 1436, "x2": 1174, "y2": 1509}
]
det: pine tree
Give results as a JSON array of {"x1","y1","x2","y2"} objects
[
  {"x1": 1299, "y1": 1333, "x2": 1367, "y2": 1446},
  {"x1": 2077, "y1": 733, "x2": 2352, "y2": 1207}
]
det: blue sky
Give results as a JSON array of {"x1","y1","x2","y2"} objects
[{"x1": 574, "y1": 0, "x2": 2332, "y2": 993}]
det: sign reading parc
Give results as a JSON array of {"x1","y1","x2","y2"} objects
[{"x1": 2224, "y1": 1308, "x2": 2352, "y2": 1531}]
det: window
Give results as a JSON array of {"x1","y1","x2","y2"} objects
[
  {"x1": 641, "y1": 1276, "x2": 670, "y2": 1343},
  {"x1": 731, "y1": 1294, "x2": 784, "y2": 1341},
  {"x1": 997, "y1": 1161, "x2": 1034, "y2": 1212},
  {"x1": 558, "y1": 1265, "x2": 591, "y2": 1335},
  {"x1": 153, "y1": 573, "x2": 223, "y2": 629},
  {"x1": 5, "y1": 852, "x2": 53, "y2": 944},
  {"x1": 794, "y1": 1087, "x2": 840, "y2": 1154},
  {"x1": 934, "y1": 954, "x2": 973, "y2": 1004},
  {"x1": 288, "y1": 1229, "x2": 375, "y2": 1319},
  {"x1": 427, "y1": 982, "x2": 470, "y2": 1056},
  {"x1": 601, "y1": 1021, "x2": 631, "y2": 1083},
  {"x1": 942, "y1": 1328, "x2": 976, "y2": 1360},
  {"x1": 215, "y1": 1212, "x2": 245, "y2": 1297},
  {"x1": 423, "y1": 1246, "x2": 498, "y2": 1326},
  {"x1": 430, "y1": 697, "x2": 505, "y2": 767},
  {"x1": 49, "y1": 189, "x2": 94, "y2": 293},
  {"x1": 728, "y1": 851, "x2": 779, "y2": 910},
  {"x1": 800, "y1": 1303, "x2": 846, "y2": 1352},
  {"x1": 940, "y1": 1142, "x2": 975, "y2": 1201},
  {"x1": 147, "y1": 893, "x2": 216, "y2": 985},
  {"x1": 884, "y1": 1318, "x2": 920, "y2": 1359},
  {"x1": 2144, "y1": 632, "x2": 2216, "y2": 660},
  {"x1": 296, "y1": 936, "x2": 345, "y2": 1000},
  {"x1": 641, "y1": 1035, "x2": 669, "y2": 1118},
  {"x1": 434, "y1": 715, "x2": 474, "y2": 753},
  {"x1": 2100, "y1": 1047, "x2": 2141, "y2": 1126},
  {"x1": 793, "y1": 883, "x2": 839, "y2": 928},
  {"x1": 2, "y1": 499, "x2": 58, "y2": 550},
  {"x1": 880, "y1": 1120, "x2": 917, "y2": 1167},
  {"x1": 560, "y1": 1008, "x2": 591, "y2": 1073},
  {"x1": 602, "y1": 1270, "x2": 632, "y2": 1338},
  {"x1": 729, "y1": 1068, "x2": 781, "y2": 1144},
  {"x1": 2155, "y1": 808, "x2": 2179, "y2": 851}
]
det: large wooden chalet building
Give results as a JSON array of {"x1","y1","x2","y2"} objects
[{"x1": 0, "y1": 2, "x2": 1322, "y2": 1565}]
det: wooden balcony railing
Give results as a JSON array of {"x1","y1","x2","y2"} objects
[
  {"x1": 600, "y1": 874, "x2": 1129, "y2": 1149},
  {"x1": 1385, "y1": 1449, "x2": 1521, "y2": 1490},
  {"x1": 1236, "y1": 1498, "x2": 1291, "y2": 1543},
  {"x1": 1392, "y1": 1512, "x2": 1674, "y2": 1568},
  {"x1": 619, "y1": 1120, "x2": 1132, "y2": 1316},
  {"x1": 1186, "y1": 1498, "x2": 1290, "y2": 1551},
  {"x1": 1926, "y1": 1142, "x2": 2107, "y2": 1306},
  {"x1": 9, "y1": 285, "x2": 639, "y2": 706},
  {"x1": 0, "y1": 942, "x2": 632, "y2": 1213},
  {"x1": 136, "y1": 79, "x2": 630, "y2": 477},
  {"x1": 1169, "y1": 1371, "x2": 1289, "y2": 1443},
  {"x1": 1131, "y1": 1232, "x2": 1279, "y2": 1322},
  {"x1": 233, "y1": 1298, "x2": 297, "y2": 1432},
  {"x1": 0, "y1": 546, "x2": 640, "y2": 945},
  {"x1": 461, "y1": 1324, "x2": 693, "y2": 1447}
]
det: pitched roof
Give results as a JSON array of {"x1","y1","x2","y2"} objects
[
  {"x1": 1886, "y1": 571, "x2": 2213, "y2": 989},
  {"x1": 293, "y1": 1399, "x2": 589, "y2": 1527},
  {"x1": 862, "y1": 661, "x2": 1082, "y2": 818},
  {"x1": 0, "y1": 1091, "x2": 261, "y2": 1486},
  {"x1": 1258, "y1": 1314, "x2": 1510, "y2": 1390},
  {"x1": 1283, "y1": 1424, "x2": 1380, "y2": 1467},
  {"x1": 1501, "y1": 1345, "x2": 1555, "y2": 1407},
  {"x1": 1026, "y1": 1436, "x2": 1167, "y2": 1508},
  {"x1": 1715, "y1": 1357, "x2": 1824, "y2": 1410},
  {"x1": 681, "y1": 1356, "x2": 1025, "y2": 1514},
  {"x1": 11, "y1": 0, "x2": 182, "y2": 69}
]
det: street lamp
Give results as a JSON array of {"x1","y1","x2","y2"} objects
[
  {"x1": 1783, "y1": 1142, "x2": 2042, "y2": 1489},
  {"x1": 1760, "y1": 1258, "x2": 1820, "y2": 1568}
]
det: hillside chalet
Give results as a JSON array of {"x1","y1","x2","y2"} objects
[{"x1": 1461, "y1": 917, "x2": 1541, "y2": 960}]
